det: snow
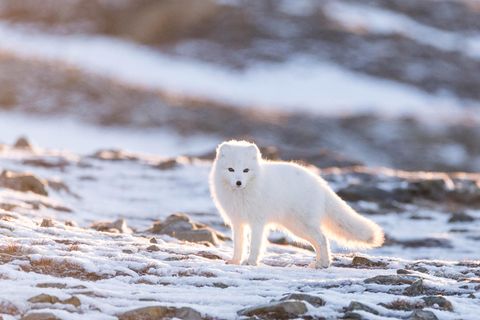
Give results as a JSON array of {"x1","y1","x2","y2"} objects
[
  {"x1": 0, "y1": 22, "x2": 467, "y2": 117},
  {"x1": 326, "y1": 1, "x2": 480, "y2": 58}
]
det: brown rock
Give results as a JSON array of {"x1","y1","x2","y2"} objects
[
  {"x1": 422, "y1": 296, "x2": 453, "y2": 311},
  {"x1": 345, "y1": 301, "x2": 379, "y2": 315},
  {"x1": 352, "y1": 256, "x2": 387, "y2": 268},
  {"x1": 0, "y1": 170, "x2": 48, "y2": 196},
  {"x1": 13, "y1": 136, "x2": 33, "y2": 150},
  {"x1": 91, "y1": 218, "x2": 131, "y2": 233},
  {"x1": 28, "y1": 294, "x2": 60, "y2": 304},
  {"x1": 364, "y1": 275, "x2": 419, "y2": 285},
  {"x1": 237, "y1": 300, "x2": 307, "y2": 319},
  {"x1": 404, "y1": 279, "x2": 425, "y2": 296},
  {"x1": 408, "y1": 310, "x2": 438, "y2": 320},
  {"x1": 40, "y1": 218, "x2": 54, "y2": 228},
  {"x1": 118, "y1": 305, "x2": 203, "y2": 320},
  {"x1": 146, "y1": 245, "x2": 160, "y2": 252},
  {"x1": 21, "y1": 313, "x2": 60, "y2": 320},
  {"x1": 279, "y1": 293, "x2": 325, "y2": 307},
  {"x1": 62, "y1": 296, "x2": 81, "y2": 307}
]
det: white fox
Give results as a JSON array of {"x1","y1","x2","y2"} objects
[{"x1": 209, "y1": 140, "x2": 384, "y2": 268}]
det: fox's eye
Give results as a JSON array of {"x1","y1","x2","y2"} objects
[
  {"x1": 228, "y1": 168, "x2": 234, "y2": 172},
  {"x1": 243, "y1": 168, "x2": 249, "y2": 173}
]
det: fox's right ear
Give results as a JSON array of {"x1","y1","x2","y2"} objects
[{"x1": 216, "y1": 143, "x2": 229, "y2": 158}]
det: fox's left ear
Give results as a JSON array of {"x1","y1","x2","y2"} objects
[
  {"x1": 216, "y1": 142, "x2": 229, "y2": 158},
  {"x1": 248, "y1": 144, "x2": 261, "y2": 160}
]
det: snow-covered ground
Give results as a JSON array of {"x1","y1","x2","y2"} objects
[
  {"x1": 0, "y1": 22, "x2": 468, "y2": 117},
  {"x1": 0, "y1": 140, "x2": 478, "y2": 319}
]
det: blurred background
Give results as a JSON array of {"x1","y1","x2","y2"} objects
[{"x1": 0, "y1": 0, "x2": 479, "y2": 172}]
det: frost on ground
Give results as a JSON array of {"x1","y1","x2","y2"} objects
[{"x1": 0, "y1": 138, "x2": 479, "y2": 320}]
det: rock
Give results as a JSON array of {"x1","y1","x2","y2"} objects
[
  {"x1": 342, "y1": 311, "x2": 363, "y2": 320},
  {"x1": 36, "y1": 283, "x2": 67, "y2": 289},
  {"x1": 118, "y1": 305, "x2": 203, "y2": 320},
  {"x1": 448, "y1": 212, "x2": 475, "y2": 223},
  {"x1": 279, "y1": 293, "x2": 325, "y2": 307},
  {"x1": 91, "y1": 149, "x2": 140, "y2": 161},
  {"x1": 152, "y1": 158, "x2": 180, "y2": 170},
  {"x1": 13, "y1": 136, "x2": 33, "y2": 150},
  {"x1": 28, "y1": 294, "x2": 80, "y2": 307},
  {"x1": 422, "y1": 296, "x2": 453, "y2": 311},
  {"x1": 408, "y1": 310, "x2": 438, "y2": 320},
  {"x1": 346, "y1": 301, "x2": 379, "y2": 315},
  {"x1": 150, "y1": 237, "x2": 157, "y2": 243},
  {"x1": 146, "y1": 245, "x2": 160, "y2": 252},
  {"x1": 392, "y1": 237, "x2": 453, "y2": 248},
  {"x1": 397, "y1": 269, "x2": 411, "y2": 275},
  {"x1": 28, "y1": 294, "x2": 60, "y2": 304},
  {"x1": 21, "y1": 313, "x2": 60, "y2": 320},
  {"x1": 351, "y1": 256, "x2": 387, "y2": 268},
  {"x1": 62, "y1": 296, "x2": 81, "y2": 307},
  {"x1": 404, "y1": 279, "x2": 425, "y2": 296},
  {"x1": 40, "y1": 218, "x2": 54, "y2": 228},
  {"x1": 91, "y1": 218, "x2": 132, "y2": 233},
  {"x1": 237, "y1": 300, "x2": 307, "y2": 319},
  {"x1": 0, "y1": 170, "x2": 48, "y2": 196},
  {"x1": 64, "y1": 220, "x2": 77, "y2": 227},
  {"x1": 364, "y1": 275, "x2": 419, "y2": 285},
  {"x1": 149, "y1": 213, "x2": 222, "y2": 245}
]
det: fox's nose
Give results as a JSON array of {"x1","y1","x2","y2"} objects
[{"x1": 236, "y1": 181, "x2": 242, "y2": 186}]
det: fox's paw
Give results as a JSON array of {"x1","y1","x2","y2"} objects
[
  {"x1": 308, "y1": 259, "x2": 331, "y2": 269},
  {"x1": 226, "y1": 258, "x2": 241, "y2": 265},
  {"x1": 241, "y1": 259, "x2": 258, "y2": 266}
]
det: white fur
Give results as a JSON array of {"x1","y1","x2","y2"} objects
[{"x1": 209, "y1": 140, "x2": 384, "y2": 268}]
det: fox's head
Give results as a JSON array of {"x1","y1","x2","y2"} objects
[{"x1": 214, "y1": 140, "x2": 261, "y2": 190}]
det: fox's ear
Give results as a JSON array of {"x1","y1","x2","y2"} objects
[
  {"x1": 248, "y1": 144, "x2": 261, "y2": 160},
  {"x1": 216, "y1": 142, "x2": 229, "y2": 158}
]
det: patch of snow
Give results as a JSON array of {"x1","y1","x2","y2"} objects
[{"x1": 0, "y1": 22, "x2": 467, "y2": 117}]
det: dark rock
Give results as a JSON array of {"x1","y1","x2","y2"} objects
[
  {"x1": 364, "y1": 275, "x2": 419, "y2": 285},
  {"x1": 279, "y1": 293, "x2": 325, "y2": 307},
  {"x1": 342, "y1": 311, "x2": 363, "y2": 320},
  {"x1": 152, "y1": 158, "x2": 181, "y2": 170},
  {"x1": 237, "y1": 300, "x2": 307, "y2": 319},
  {"x1": 390, "y1": 238, "x2": 453, "y2": 248},
  {"x1": 408, "y1": 310, "x2": 438, "y2": 320},
  {"x1": 346, "y1": 301, "x2": 379, "y2": 315},
  {"x1": 422, "y1": 296, "x2": 453, "y2": 311},
  {"x1": 0, "y1": 170, "x2": 48, "y2": 196},
  {"x1": 118, "y1": 305, "x2": 203, "y2": 320},
  {"x1": 397, "y1": 269, "x2": 411, "y2": 275},
  {"x1": 150, "y1": 237, "x2": 158, "y2": 243},
  {"x1": 404, "y1": 279, "x2": 425, "y2": 296},
  {"x1": 14, "y1": 136, "x2": 33, "y2": 150},
  {"x1": 448, "y1": 212, "x2": 475, "y2": 223},
  {"x1": 147, "y1": 245, "x2": 160, "y2": 252},
  {"x1": 21, "y1": 313, "x2": 60, "y2": 320},
  {"x1": 351, "y1": 256, "x2": 387, "y2": 268}
]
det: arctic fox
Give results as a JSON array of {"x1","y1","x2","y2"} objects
[{"x1": 209, "y1": 140, "x2": 384, "y2": 268}]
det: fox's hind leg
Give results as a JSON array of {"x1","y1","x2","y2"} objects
[{"x1": 287, "y1": 221, "x2": 331, "y2": 268}]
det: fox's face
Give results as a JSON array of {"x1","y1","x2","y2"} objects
[{"x1": 215, "y1": 141, "x2": 261, "y2": 190}]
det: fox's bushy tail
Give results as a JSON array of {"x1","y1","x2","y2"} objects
[{"x1": 321, "y1": 189, "x2": 384, "y2": 248}]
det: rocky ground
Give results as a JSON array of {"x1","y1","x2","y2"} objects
[{"x1": 0, "y1": 137, "x2": 478, "y2": 320}]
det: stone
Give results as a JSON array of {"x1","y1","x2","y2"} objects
[
  {"x1": 146, "y1": 245, "x2": 160, "y2": 252},
  {"x1": 28, "y1": 294, "x2": 60, "y2": 304},
  {"x1": 62, "y1": 296, "x2": 81, "y2": 307},
  {"x1": 149, "y1": 213, "x2": 222, "y2": 245},
  {"x1": 422, "y1": 296, "x2": 453, "y2": 311},
  {"x1": 408, "y1": 310, "x2": 438, "y2": 320},
  {"x1": 152, "y1": 158, "x2": 180, "y2": 170},
  {"x1": 404, "y1": 279, "x2": 425, "y2": 296},
  {"x1": 279, "y1": 293, "x2": 325, "y2": 307},
  {"x1": 118, "y1": 305, "x2": 203, "y2": 320},
  {"x1": 91, "y1": 218, "x2": 132, "y2": 233},
  {"x1": 448, "y1": 212, "x2": 475, "y2": 223},
  {"x1": 346, "y1": 301, "x2": 379, "y2": 315},
  {"x1": 21, "y1": 313, "x2": 60, "y2": 320},
  {"x1": 364, "y1": 275, "x2": 419, "y2": 285},
  {"x1": 0, "y1": 170, "x2": 48, "y2": 196},
  {"x1": 351, "y1": 256, "x2": 387, "y2": 268},
  {"x1": 149, "y1": 237, "x2": 157, "y2": 243},
  {"x1": 91, "y1": 149, "x2": 139, "y2": 161},
  {"x1": 40, "y1": 218, "x2": 54, "y2": 228},
  {"x1": 13, "y1": 136, "x2": 33, "y2": 150},
  {"x1": 237, "y1": 300, "x2": 307, "y2": 319}
]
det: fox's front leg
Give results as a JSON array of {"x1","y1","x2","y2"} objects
[
  {"x1": 226, "y1": 223, "x2": 245, "y2": 264},
  {"x1": 243, "y1": 224, "x2": 266, "y2": 266}
]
